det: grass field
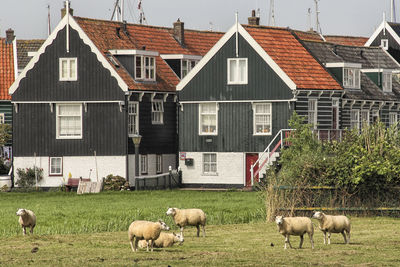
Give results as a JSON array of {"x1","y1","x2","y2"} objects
[{"x1": 1, "y1": 191, "x2": 399, "y2": 266}]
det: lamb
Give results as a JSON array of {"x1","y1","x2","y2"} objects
[
  {"x1": 312, "y1": 211, "x2": 351, "y2": 245},
  {"x1": 16, "y1": 209, "x2": 36, "y2": 235},
  {"x1": 275, "y1": 215, "x2": 314, "y2": 249},
  {"x1": 128, "y1": 219, "x2": 170, "y2": 252},
  {"x1": 166, "y1": 207, "x2": 206, "y2": 238},
  {"x1": 138, "y1": 232, "x2": 184, "y2": 249}
]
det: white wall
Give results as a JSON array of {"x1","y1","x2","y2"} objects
[
  {"x1": 179, "y1": 152, "x2": 244, "y2": 185},
  {"x1": 13, "y1": 156, "x2": 126, "y2": 187},
  {"x1": 128, "y1": 154, "x2": 176, "y2": 179}
]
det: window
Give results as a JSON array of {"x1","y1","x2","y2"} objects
[
  {"x1": 203, "y1": 153, "x2": 217, "y2": 175},
  {"x1": 361, "y1": 110, "x2": 369, "y2": 128},
  {"x1": 128, "y1": 102, "x2": 139, "y2": 135},
  {"x1": 381, "y1": 39, "x2": 389, "y2": 50},
  {"x1": 56, "y1": 104, "x2": 82, "y2": 139},
  {"x1": 372, "y1": 110, "x2": 380, "y2": 123},
  {"x1": 156, "y1": 154, "x2": 162, "y2": 173},
  {"x1": 140, "y1": 155, "x2": 148, "y2": 174},
  {"x1": 59, "y1": 58, "x2": 77, "y2": 81},
  {"x1": 199, "y1": 103, "x2": 217, "y2": 135},
  {"x1": 308, "y1": 99, "x2": 318, "y2": 129},
  {"x1": 383, "y1": 72, "x2": 392, "y2": 92},
  {"x1": 227, "y1": 58, "x2": 248, "y2": 84},
  {"x1": 350, "y1": 110, "x2": 360, "y2": 130},
  {"x1": 135, "y1": 55, "x2": 155, "y2": 81},
  {"x1": 0, "y1": 113, "x2": 4, "y2": 124},
  {"x1": 343, "y1": 68, "x2": 360, "y2": 89},
  {"x1": 389, "y1": 112, "x2": 398, "y2": 126},
  {"x1": 49, "y1": 157, "x2": 62, "y2": 175},
  {"x1": 181, "y1": 59, "x2": 198, "y2": 78},
  {"x1": 152, "y1": 101, "x2": 164, "y2": 124},
  {"x1": 253, "y1": 103, "x2": 272, "y2": 135}
]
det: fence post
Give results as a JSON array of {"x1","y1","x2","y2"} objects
[
  {"x1": 169, "y1": 173, "x2": 172, "y2": 189},
  {"x1": 280, "y1": 130, "x2": 283, "y2": 149},
  {"x1": 143, "y1": 178, "x2": 146, "y2": 190},
  {"x1": 135, "y1": 178, "x2": 139, "y2": 191}
]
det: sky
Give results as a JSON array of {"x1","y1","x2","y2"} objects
[{"x1": 0, "y1": 0, "x2": 396, "y2": 39}]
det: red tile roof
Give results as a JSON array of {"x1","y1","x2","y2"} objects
[
  {"x1": 244, "y1": 25, "x2": 342, "y2": 90},
  {"x1": 0, "y1": 38, "x2": 14, "y2": 100},
  {"x1": 293, "y1": 30, "x2": 324, "y2": 42},
  {"x1": 74, "y1": 17, "x2": 223, "y2": 92},
  {"x1": 324, "y1": 35, "x2": 368, "y2": 47}
]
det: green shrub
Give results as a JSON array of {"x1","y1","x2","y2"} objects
[{"x1": 15, "y1": 167, "x2": 43, "y2": 188}]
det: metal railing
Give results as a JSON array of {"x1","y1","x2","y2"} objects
[{"x1": 133, "y1": 170, "x2": 181, "y2": 190}]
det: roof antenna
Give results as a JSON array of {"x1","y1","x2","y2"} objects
[
  {"x1": 268, "y1": 0, "x2": 275, "y2": 26},
  {"x1": 47, "y1": 4, "x2": 51, "y2": 36},
  {"x1": 235, "y1": 12, "x2": 239, "y2": 57},
  {"x1": 307, "y1": 8, "x2": 313, "y2": 31},
  {"x1": 111, "y1": 0, "x2": 121, "y2": 21},
  {"x1": 314, "y1": 0, "x2": 322, "y2": 34},
  {"x1": 138, "y1": 0, "x2": 147, "y2": 24},
  {"x1": 391, "y1": 0, "x2": 396, "y2": 23}
]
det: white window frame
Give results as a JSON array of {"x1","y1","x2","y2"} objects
[
  {"x1": 151, "y1": 100, "x2": 164, "y2": 125},
  {"x1": 308, "y1": 99, "x2": 318, "y2": 129},
  {"x1": 135, "y1": 55, "x2": 156, "y2": 81},
  {"x1": 0, "y1": 113, "x2": 4, "y2": 124},
  {"x1": 332, "y1": 98, "x2": 340, "y2": 129},
  {"x1": 199, "y1": 103, "x2": 218, "y2": 135},
  {"x1": 361, "y1": 110, "x2": 370, "y2": 128},
  {"x1": 181, "y1": 59, "x2": 198, "y2": 78},
  {"x1": 56, "y1": 104, "x2": 82, "y2": 139},
  {"x1": 389, "y1": 112, "x2": 398, "y2": 126},
  {"x1": 343, "y1": 68, "x2": 360, "y2": 89},
  {"x1": 203, "y1": 153, "x2": 217, "y2": 175},
  {"x1": 382, "y1": 72, "x2": 392, "y2": 92},
  {"x1": 49, "y1": 157, "x2": 62, "y2": 176},
  {"x1": 140, "y1": 155, "x2": 148, "y2": 174},
  {"x1": 381, "y1": 39, "x2": 389, "y2": 50},
  {"x1": 350, "y1": 109, "x2": 360, "y2": 130},
  {"x1": 156, "y1": 154, "x2": 162, "y2": 174},
  {"x1": 253, "y1": 103, "x2": 272, "y2": 135},
  {"x1": 227, "y1": 58, "x2": 248, "y2": 85},
  {"x1": 59, "y1": 58, "x2": 77, "y2": 81},
  {"x1": 128, "y1": 101, "x2": 139, "y2": 136}
]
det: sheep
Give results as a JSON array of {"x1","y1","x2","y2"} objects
[
  {"x1": 312, "y1": 211, "x2": 351, "y2": 245},
  {"x1": 16, "y1": 209, "x2": 36, "y2": 235},
  {"x1": 128, "y1": 219, "x2": 170, "y2": 252},
  {"x1": 138, "y1": 232, "x2": 184, "y2": 249},
  {"x1": 275, "y1": 215, "x2": 314, "y2": 249},
  {"x1": 166, "y1": 207, "x2": 206, "y2": 238}
]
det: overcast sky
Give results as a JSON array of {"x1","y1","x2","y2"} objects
[{"x1": 0, "y1": 0, "x2": 395, "y2": 39}]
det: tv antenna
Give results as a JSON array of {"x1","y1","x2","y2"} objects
[{"x1": 314, "y1": 0, "x2": 322, "y2": 34}]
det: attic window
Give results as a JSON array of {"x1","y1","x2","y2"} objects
[
  {"x1": 59, "y1": 58, "x2": 77, "y2": 81},
  {"x1": 343, "y1": 68, "x2": 360, "y2": 89},
  {"x1": 227, "y1": 58, "x2": 248, "y2": 85},
  {"x1": 381, "y1": 39, "x2": 389, "y2": 50},
  {"x1": 383, "y1": 72, "x2": 392, "y2": 92},
  {"x1": 135, "y1": 55, "x2": 156, "y2": 81},
  {"x1": 182, "y1": 59, "x2": 198, "y2": 78}
]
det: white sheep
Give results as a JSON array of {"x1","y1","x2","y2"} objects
[
  {"x1": 128, "y1": 219, "x2": 170, "y2": 252},
  {"x1": 275, "y1": 215, "x2": 314, "y2": 249},
  {"x1": 16, "y1": 209, "x2": 36, "y2": 235},
  {"x1": 166, "y1": 207, "x2": 206, "y2": 238},
  {"x1": 312, "y1": 211, "x2": 351, "y2": 244},
  {"x1": 138, "y1": 232, "x2": 184, "y2": 249}
]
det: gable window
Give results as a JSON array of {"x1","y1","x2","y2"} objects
[
  {"x1": 59, "y1": 58, "x2": 77, "y2": 81},
  {"x1": 203, "y1": 153, "x2": 217, "y2": 175},
  {"x1": 56, "y1": 104, "x2": 82, "y2": 139},
  {"x1": 140, "y1": 155, "x2": 148, "y2": 174},
  {"x1": 0, "y1": 113, "x2": 4, "y2": 124},
  {"x1": 152, "y1": 100, "x2": 164, "y2": 124},
  {"x1": 253, "y1": 103, "x2": 272, "y2": 135},
  {"x1": 381, "y1": 39, "x2": 389, "y2": 50},
  {"x1": 350, "y1": 110, "x2": 360, "y2": 130},
  {"x1": 227, "y1": 58, "x2": 248, "y2": 84},
  {"x1": 389, "y1": 112, "x2": 398, "y2": 126},
  {"x1": 156, "y1": 154, "x2": 162, "y2": 173},
  {"x1": 182, "y1": 59, "x2": 198, "y2": 78},
  {"x1": 382, "y1": 72, "x2": 392, "y2": 92},
  {"x1": 308, "y1": 99, "x2": 318, "y2": 129},
  {"x1": 199, "y1": 103, "x2": 217, "y2": 135},
  {"x1": 135, "y1": 55, "x2": 155, "y2": 81},
  {"x1": 128, "y1": 102, "x2": 139, "y2": 135},
  {"x1": 49, "y1": 157, "x2": 62, "y2": 176},
  {"x1": 361, "y1": 110, "x2": 370, "y2": 128},
  {"x1": 343, "y1": 68, "x2": 360, "y2": 89}
]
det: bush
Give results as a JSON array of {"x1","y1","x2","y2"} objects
[
  {"x1": 103, "y1": 174, "x2": 129, "y2": 191},
  {"x1": 15, "y1": 167, "x2": 43, "y2": 188}
]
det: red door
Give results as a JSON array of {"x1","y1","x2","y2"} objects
[{"x1": 246, "y1": 153, "x2": 259, "y2": 187}]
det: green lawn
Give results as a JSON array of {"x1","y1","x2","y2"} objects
[{"x1": 1, "y1": 191, "x2": 399, "y2": 266}]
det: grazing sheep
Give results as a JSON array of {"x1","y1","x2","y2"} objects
[
  {"x1": 275, "y1": 215, "x2": 314, "y2": 249},
  {"x1": 138, "y1": 232, "x2": 184, "y2": 248},
  {"x1": 128, "y1": 219, "x2": 170, "y2": 252},
  {"x1": 16, "y1": 209, "x2": 36, "y2": 235},
  {"x1": 312, "y1": 211, "x2": 351, "y2": 244},
  {"x1": 166, "y1": 208, "x2": 206, "y2": 238}
]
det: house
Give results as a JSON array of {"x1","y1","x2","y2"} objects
[
  {"x1": 16, "y1": 39, "x2": 45, "y2": 75},
  {"x1": 176, "y1": 13, "x2": 343, "y2": 188},
  {"x1": 9, "y1": 6, "x2": 222, "y2": 187}
]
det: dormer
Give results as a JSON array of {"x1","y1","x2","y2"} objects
[
  {"x1": 325, "y1": 62, "x2": 362, "y2": 89},
  {"x1": 161, "y1": 54, "x2": 202, "y2": 79},
  {"x1": 109, "y1": 49, "x2": 159, "y2": 81},
  {"x1": 362, "y1": 69, "x2": 393, "y2": 93}
]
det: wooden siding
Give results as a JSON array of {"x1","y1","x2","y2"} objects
[
  {"x1": 365, "y1": 72, "x2": 381, "y2": 89},
  {"x1": 115, "y1": 55, "x2": 135, "y2": 78},
  {"x1": 328, "y1": 67, "x2": 342, "y2": 84},
  {"x1": 165, "y1": 59, "x2": 181, "y2": 78},
  {"x1": 179, "y1": 102, "x2": 291, "y2": 152},
  {"x1": 370, "y1": 29, "x2": 400, "y2": 63},
  {"x1": 0, "y1": 102, "x2": 12, "y2": 124},
  {"x1": 179, "y1": 34, "x2": 293, "y2": 101}
]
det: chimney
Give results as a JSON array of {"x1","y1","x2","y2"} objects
[
  {"x1": 248, "y1": 10, "x2": 260, "y2": 26},
  {"x1": 61, "y1": 1, "x2": 74, "y2": 19},
  {"x1": 5, "y1": 28, "x2": 15, "y2": 44},
  {"x1": 173, "y1": 19, "x2": 185, "y2": 46}
]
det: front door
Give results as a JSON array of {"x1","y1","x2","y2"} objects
[{"x1": 246, "y1": 153, "x2": 259, "y2": 187}]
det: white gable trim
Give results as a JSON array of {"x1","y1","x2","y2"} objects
[
  {"x1": 365, "y1": 21, "x2": 400, "y2": 48},
  {"x1": 12, "y1": 38, "x2": 18, "y2": 80},
  {"x1": 176, "y1": 24, "x2": 296, "y2": 91},
  {"x1": 9, "y1": 14, "x2": 128, "y2": 95}
]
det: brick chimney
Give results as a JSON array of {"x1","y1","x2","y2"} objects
[
  {"x1": 173, "y1": 19, "x2": 185, "y2": 46},
  {"x1": 248, "y1": 10, "x2": 260, "y2": 26},
  {"x1": 61, "y1": 1, "x2": 74, "y2": 19},
  {"x1": 5, "y1": 28, "x2": 15, "y2": 44}
]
